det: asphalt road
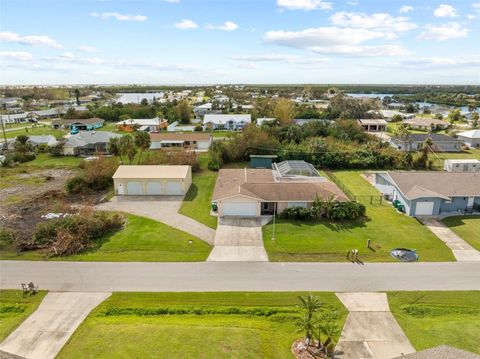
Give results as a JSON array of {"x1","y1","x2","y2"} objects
[{"x1": 1, "y1": 261, "x2": 479, "y2": 292}]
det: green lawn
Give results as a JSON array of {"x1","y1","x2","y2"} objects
[
  {"x1": 3, "y1": 126, "x2": 67, "y2": 139},
  {"x1": 19, "y1": 153, "x2": 84, "y2": 168},
  {"x1": 0, "y1": 214, "x2": 212, "y2": 262},
  {"x1": 58, "y1": 292, "x2": 347, "y2": 359},
  {"x1": 179, "y1": 155, "x2": 218, "y2": 229},
  {"x1": 430, "y1": 149, "x2": 480, "y2": 170},
  {"x1": 442, "y1": 216, "x2": 480, "y2": 251},
  {"x1": 388, "y1": 291, "x2": 480, "y2": 354},
  {"x1": 210, "y1": 130, "x2": 238, "y2": 138},
  {"x1": 0, "y1": 290, "x2": 47, "y2": 342},
  {"x1": 263, "y1": 171, "x2": 455, "y2": 262}
]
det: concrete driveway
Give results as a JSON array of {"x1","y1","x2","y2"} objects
[
  {"x1": 420, "y1": 218, "x2": 480, "y2": 261},
  {"x1": 335, "y1": 293, "x2": 415, "y2": 359},
  {"x1": 207, "y1": 217, "x2": 268, "y2": 261},
  {"x1": 0, "y1": 292, "x2": 110, "y2": 359},
  {"x1": 96, "y1": 196, "x2": 215, "y2": 245}
]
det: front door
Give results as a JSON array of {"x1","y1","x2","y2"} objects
[{"x1": 467, "y1": 197, "x2": 474, "y2": 208}]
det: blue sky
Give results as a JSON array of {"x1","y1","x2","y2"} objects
[{"x1": 0, "y1": 0, "x2": 479, "y2": 85}]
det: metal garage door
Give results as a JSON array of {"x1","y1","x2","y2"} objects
[
  {"x1": 146, "y1": 182, "x2": 162, "y2": 195},
  {"x1": 127, "y1": 182, "x2": 143, "y2": 195},
  {"x1": 223, "y1": 202, "x2": 257, "y2": 216},
  {"x1": 165, "y1": 181, "x2": 183, "y2": 195},
  {"x1": 415, "y1": 202, "x2": 434, "y2": 216}
]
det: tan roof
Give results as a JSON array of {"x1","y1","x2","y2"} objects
[
  {"x1": 358, "y1": 119, "x2": 388, "y2": 125},
  {"x1": 212, "y1": 168, "x2": 348, "y2": 202},
  {"x1": 404, "y1": 117, "x2": 449, "y2": 127},
  {"x1": 387, "y1": 171, "x2": 480, "y2": 198},
  {"x1": 150, "y1": 132, "x2": 211, "y2": 142},
  {"x1": 393, "y1": 345, "x2": 479, "y2": 359},
  {"x1": 113, "y1": 165, "x2": 190, "y2": 179}
]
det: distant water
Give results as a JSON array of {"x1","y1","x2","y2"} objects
[
  {"x1": 116, "y1": 92, "x2": 165, "y2": 104},
  {"x1": 346, "y1": 93, "x2": 393, "y2": 100}
]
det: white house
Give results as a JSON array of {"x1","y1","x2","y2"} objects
[
  {"x1": 457, "y1": 130, "x2": 480, "y2": 148},
  {"x1": 379, "y1": 110, "x2": 415, "y2": 121},
  {"x1": 256, "y1": 117, "x2": 276, "y2": 126},
  {"x1": 444, "y1": 159, "x2": 480, "y2": 172},
  {"x1": 203, "y1": 114, "x2": 251, "y2": 131},
  {"x1": 150, "y1": 132, "x2": 212, "y2": 151}
]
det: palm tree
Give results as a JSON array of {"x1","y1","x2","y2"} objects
[
  {"x1": 133, "y1": 131, "x2": 151, "y2": 164},
  {"x1": 107, "y1": 137, "x2": 122, "y2": 162},
  {"x1": 119, "y1": 135, "x2": 137, "y2": 165},
  {"x1": 297, "y1": 294, "x2": 323, "y2": 346},
  {"x1": 296, "y1": 313, "x2": 317, "y2": 347}
]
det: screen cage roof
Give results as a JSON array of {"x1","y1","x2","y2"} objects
[{"x1": 273, "y1": 160, "x2": 320, "y2": 177}]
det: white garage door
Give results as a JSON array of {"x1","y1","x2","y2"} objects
[
  {"x1": 146, "y1": 182, "x2": 162, "y2": 195},
  {"x1": 165, "y1": 181, "x2": 183, "y2": 195},
  {"x1": 127, "y1": 182, "x2": 143, "y2": 195},
  {"x1": 223, "y1": 202, "x2": 257, "y2": 216},
  {"x1": 415, "y1": 201, "x2": 434, "y2": 216}
]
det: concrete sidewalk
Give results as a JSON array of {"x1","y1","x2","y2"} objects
[
  {"x1": 96, "y1": 196, "x2": 215, "y2": 245},
  {"x1": 0, "y1": 292, "x2": 110, "y2": 359},
  {"x1": 335, "y1": 292, "x2": 415, "y2": 359},
  {"x1": 420, "y1": 218, "x2": 480, "y2": 262}
]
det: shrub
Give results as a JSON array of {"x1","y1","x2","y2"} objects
[
  {"x1": 324, "y1": 201, "x2": 366, "y2": 221},
  {"x1": 66, "y1": 157, "x2": 118, "y2": 193},
  {"x1": 49, "y1": 142, "x2": 64, "y2": 157},
  {"x1": 66, "y1": 176, "x2": 88, "y2": 194},
  {"x1": 35, "y1": 143, "x2": 49, "y2": 153},
  {"x1": 0, "y1": 228, "x2": 16, "y2": 250},
  {"x1": 280, "y1": 206, "x2": 312, "y2": 220},
  {"x1": 194, "y1": 125, "x2": 203, "y2": 132}
]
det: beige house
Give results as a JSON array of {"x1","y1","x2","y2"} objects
[
  {"x1": 150, "y1": 132, "x2": 212, "y2": 151},
  {"x1": 212, "y1": 161, "x2": 348, "y2": 217},
  {"x1": 113, "y1": 165, "x2": 192, "y2": 196},
  {"x1": 403, "y1": 117, "x2": 449, "y2": 131}
]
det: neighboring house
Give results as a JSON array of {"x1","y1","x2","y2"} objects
[
  {"x1": 403, "y1": 117, "x2": 449, "y2": 131},
  {"x1": 357, "y1": 119, "x2": 387, "y2": 132},
  {"x1": 113, "y1": 165, "x2": 192, "y2": 196},
  {"x1": 150, "y1": 132, "x2": 212, "y2": 151},
  {"x1": 457, "y1": 129, "x2": 480, "y2": 148},
  {"x1": 256, "y1": 117, "x2": 276, "y2": 126},
  {"x1": 27, "y1": 135, "x2": 58, "y2": 148},
  {"x1": 62, "y1": 131, "x2": 122, "y2": 156},
  {"x1": 0, "y1": 112, "x2": 29, "y2": 124},
  {"x1": 193, "y1": 103, "x2": 220, "y2": 119},
  {"x1": 115, "y1": 117, "x2": 167, "y2": 132},
  {"x1": 374, "y1": 171, "x2": 480, "y2": 216},
  {"x1": 379, "y1": 110, "x2": 415, "y2": 121},
  {"x1": 167, "y1": 121, "x2": 197, "y2": 132},
  {"x1": 212, "y1": 160, "x2": 348, "y2": 217},
  {"x1": 444, "y1": 159, "x2": 480, "y2": 172},
  {"x1": 30, "y1": 108, "x2": 62, "y2": 120},
  {"x1": 51, "y1": 118, "x2": 104, "y2": 132},
  {"x1": 390, "y1": 133, "x2": 463, "y2": 152},
  {"x1": 203, "y1": 114, "x2": 251, "y2": 130}
]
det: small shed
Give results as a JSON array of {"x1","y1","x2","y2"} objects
[
  {"x1": 250, "y1": 155, "x2": 277, "y2": 169},
  {"x1": 113, "y1": 165, "x2": 192, "y2": 196}
]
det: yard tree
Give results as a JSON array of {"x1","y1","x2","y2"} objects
[
  {"x1": 133, "y1": 131, "x2": 151, "y2": 164},
  {"x1": 448, "y1": 109, "x2": 462, "y2": 124},
  {"x1": 140, "y1": 98, "x2": 149, "y2": 106},
  {"x1": 107, "y1": 137, "x2": 122, "y2": 160},
  {"x1": 174, "y1": 100, "x2": 192, "y2": 124},
  {"x1": 471, "y1": 112, "x2": 479, "y2": 128},
  {"x1": 74, "y1": 89, "x2": 81, "y2": 105},
  {"x1": 274, "y1": 98, "x2": 295, "y2": 125},
  {"x1": 296, "y1": 294, "x2": 323, "y2": 346},
  {"x1": 391, "y1": 114, "x2": 403, "y2": 122},
  {"x1": 119, "y1": 135, "x2": 137, "y2": 165}
]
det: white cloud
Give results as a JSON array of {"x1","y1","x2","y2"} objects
[
  {"x1": 0, "y1": 31, "x2": 62, "y2": 48},
  {"x1": 263, "y1": 27, "x2": 409, "y2": 56},
  {"x1": 90, "y1": 12, "x2": 147, "y2": 21},
  {"x1": 467, "y1": 14, "x2": 476, "y2": 19},
  {"x1": 433, "y1": 4, "x2": 458, "y2": 18},
  {"x1": 77, "y1": 45, "x2": 97, "y2": 53},
  {"x1": 399, "y1": 5, "x2": 413, "y2": 13},
  {"x1": 347, "y1": 1, "x2": 359, "y2": 6},
  {"x1": 232, "y1": 54, "x2": 329, "y2": 64},
  {"x1": 206, "y1": 21, "x2": 238, "y2": 31},
  {"x1": 418, "y1": 22, "x2": 469, "y2": 41},
  {"x1": 174, "y1": 19, "x2": 198, "y2": 30},
  {"x1": 392, "y1": 56, "x2": 480, "y2": 69},
  {"x1": 330, "y1": 12, "x2": 417, "y2": 33},
  {"x1": 276, "y1": 0, "x2": 332, "y2": 10},
  {"x1": 0, "y1": 51, "x2": 33, "y2": 62}
]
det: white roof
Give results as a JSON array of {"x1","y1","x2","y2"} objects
[
  {"x1": 113, "y1": 165, "x2": 190, "y2": 179},
  {"x1": 457, "y1": 130, "x2": 480, "y2": 139},
  {"x1": 115, "y1": 118, "x2": 160, "y2": 126},
  {"x1": 380, "y1": 110, "x2": 410, "y2": 118},
  {"x1": 445, "y1": 159, "x2": 480, "y2": 164},
  {"x1": 256, "y1": 117, "x2": 276, "y2": 125},
  {"x1": 203, "y1": 114, "x2": 251, "y2": 125}
]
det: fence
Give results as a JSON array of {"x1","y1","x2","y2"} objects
[{"x1": 325, "y1": 171, "x2": 384, "y2": 205}]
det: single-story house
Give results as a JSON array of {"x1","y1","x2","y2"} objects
[
  {"x1": 113, "y1": 165, "x2": 192, "y2": 196},
  {"x1": 167, "y1": 121, "x2": 196, "y2": 132},
  {"x1": 51, "y1": 118, "x2": 104, "y2": 131},
  {"x1": 193, "y1": 103, "x2": 220, "y2": 119},
  {"x1": 0, "y1": 112, "x2": 29, "y2": 124},
  {"x1": 444, "y1": 159, "x2": 480, "y2": 172},
  {"x1": 27, "y1": 135, "x2": 58, "y2": 148},
  {"x1": 250, "y1": 155, "x2": 278, "y2": 168},
  {"x1": 150, "y1": 132, "x2": 212, "y2": 150},
  {"x1": 456, "y1": 129, "x2": 480, "y2": 148},
  {"x1": 115, "y1": 117, "x2": 168, "y2": 132},
  {"x1": 374, "y1": 171, "x2": 480, "y2": 216},
  {"x1": 63, "y1": 131, "x2": 122, "y2": 156},
  {"x1": 379, "y1": 110, "x2": 415, "y2": 121},
  {"x1": 390, "y1": 133, "x2": 463, "y2": 152},
  {"x1": 212, "y1": 160, "x2": 348, "y2": 217},
  {"x1": 357, "y1": 119, "x2": 387, "y2": 132},
  {"x1": 403, "y1": 117, "x2": 449, "y2": 131},
  {"x1": 203, "y1": 114, "x2": 251, "y2": 131},
  {"x1": 256, "y1": 117, "x2": 276, "y2": 126},
  {"x1": 30, "y1": 108, "x2": 62, "y2": 120}
]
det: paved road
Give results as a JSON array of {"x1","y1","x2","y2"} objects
[
  {"x1": 96, "y1": 196, "x2": 215, "y2": 245},
  {"x1": 1, "y1": 261, "x2": 479, "y2": 292}
]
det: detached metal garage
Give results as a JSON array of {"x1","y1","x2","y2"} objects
[{"x1": 113, "y1": 165, "x2": 192, "y2": 196}]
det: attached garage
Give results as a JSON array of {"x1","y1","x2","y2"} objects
[
  {"x1": 415, "y1": 201, "x2": 435, "y2": 216},
  {"x1": 113, "y1": 165, "x2": 192, "y2": 196},
  {"x1": 223, "y1": 202, "x2": 257, "y2": 216}
]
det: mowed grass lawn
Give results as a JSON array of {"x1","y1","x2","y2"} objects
[
  {"x1": 179, "y1": 156, "x2": 218, "y2": 229},
  {"x1": 263, "y1": 171, "x2": 455, "y2": 262},
  {"x1": 0, "y1": 214, "x2": 211, "y2": 262},
  {"x1": 430, "y1": 149, "x2": 480, "y2": 170},
  {"x1": 4, "y1": 126, "x2": 67, "y2": 139},
  {"x1": 0, "y1": 290, "x2": 47, "y2": 342},
  {"x1": 442, "y1": 216, "x2": 480, "y2": 251},
  {"x1": 388, "y1": 291, "x2": 480, "y2": 354},
  {"x1": 58, "y1": 292, "x2": 347, "y2": 359}
]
